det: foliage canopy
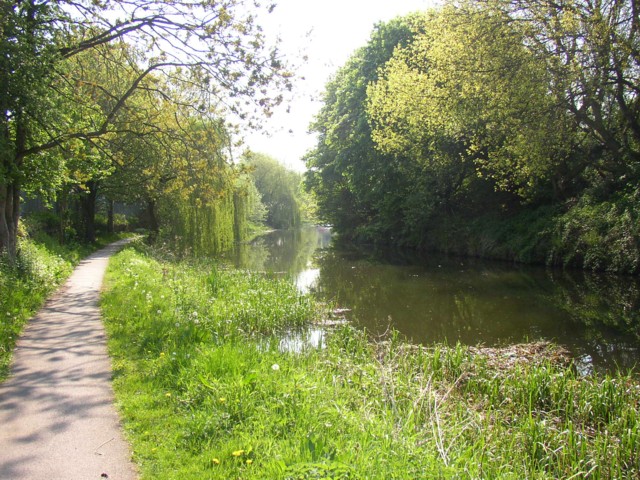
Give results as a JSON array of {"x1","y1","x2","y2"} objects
[{"x1": 307, "y1": 0, "x2": 640, "y2": 271}]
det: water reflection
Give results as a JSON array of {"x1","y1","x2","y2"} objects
[
  {"x1": 232, "y1": 227, "x2": 640, "y2": 373},
  {"x1": 278, "y1": 328, "x2": 326, "y2": 353},
  {"x1": 233, "y1": 226, "x2": 331, "y2": 276}
]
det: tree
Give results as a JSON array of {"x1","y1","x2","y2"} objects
[
  {"x1": 99, "y1": 98, "x2": 179, "y2": 239},
  {"x1": 243, "y1": 152, "x2": 302, "y2": 229},
  {"x1": 56, "y1": 41, "x2": 144, "y2": 242},
  {"x1": 1, "y1": 0, "x2": 62, "y2": 258},
  {"x1": 368, "y1": 4, "x2": 573, "y2": 200},
  {"x1": 484, "y1": 0, "x2": 640, "y2": 176},
  {"x1": 158, "y1": 117, "x2": 247, "y2": 255},
  {"x1": 369, "y1": 0, "x2": 639, "y2": 200},
  {"x1": 305, "y1": 15, "x2": 419, "y2": 241},
  {"x1": 0, "y1": 0, "x2": 292, "y2": 259}
]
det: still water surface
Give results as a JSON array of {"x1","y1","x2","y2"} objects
[{"x1": 229, "y1": 226, "x2": 640, "y2": 373}]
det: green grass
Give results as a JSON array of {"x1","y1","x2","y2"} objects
[
  {"x1": 101, "y1": 244, "x2": 640, "y2": 479},
  {"x1": 0, "y1": 231, "x2": 129, "y2": 381}
]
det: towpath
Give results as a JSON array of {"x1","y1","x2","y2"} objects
[{"x1": 0, "y1": 239, "x2": 137, "y2": 480}]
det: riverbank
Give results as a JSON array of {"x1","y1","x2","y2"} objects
[
  {"x1": 341, "y1": 191, "x2": 640, "y2": 276},
  {"x1": 101, "y1": 242, "x2": 640, "y2": 479},
  {"x1": 0, "y1": 232, "x2": 126, "y2": 380}
]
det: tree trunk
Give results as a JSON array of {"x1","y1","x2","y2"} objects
[
  {"x1": 0, "y1": 184, "x2": 12, "y2": 258},
  {"x1": 80, "y1": 181, "x2": 98, "y2": 243},
  {"x1": 1, "y1": 103, "x2": 25, "y2": 261},
  {"x1": 107, "y1": 199, "x2": 114, "y2": 233},
  {"x1": 56, "y1": 187, "x2": 70, "y2": 244},
  {"x1": 0, "y1": 180, "x2": 20, "y2": 261},
  {"x1": 147, "y1": 199, "x2": 159, "y2": 241}
]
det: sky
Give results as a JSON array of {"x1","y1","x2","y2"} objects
[{"x1": 242, "y1": 0, "x2": 437, "y2": 172}]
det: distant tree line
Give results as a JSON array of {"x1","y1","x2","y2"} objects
[
  {"x1": 306, "y1": 0, "x2": 640, "y2": 273},
  {"x1": 242, "y1": 152, "x2": 316, "y2": 230}
]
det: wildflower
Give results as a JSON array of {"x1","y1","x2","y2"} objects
[
  {"x1": 157, "y1": 310, "x2": 162, "y2": 314},
  {"x1": 219, "y1": 397, "x2": 226, "y2": 403},
  {"x1": 212, "y1": 458, "x2": 220, "y2": 465},
  {"x1": 232, "y1": 449, "x2": 245, "y2": 457},
  {"x1": 246, "y1": 459, "x2": 253, "y2": 465},
  {"x1": 159, "y1": 352, "x2": 165, "y2": 357},
  {"x1": 165, "y1": 392, "x2": 172, "y2": 397},
  {"x1": 271, "y1": 363, "x2": 280, "y2": 371},
  {"x1": 175, "y1": 322, "x2": 180, "y2": 328}
]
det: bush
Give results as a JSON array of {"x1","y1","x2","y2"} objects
[
  {"x1": 21, "y1": 211, "x2": 62, "y2": 238},
  {"x1": 95, "y1": 213, "x2": 130, "y2": 233},
  {"x1": 549, "y1": 189, "x2": 640, "y2": 274},
  {"x1": 419, "y1": 189, "x2": 640, "y2": 275}
]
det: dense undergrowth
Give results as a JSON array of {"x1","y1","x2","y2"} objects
[
  {"x1": 0, "y1": 229, "x2": 122, "y2": 380},
  {"x1": 101, "y1": 242, "x2": 640, "y2": 479},
  {"x1": 422, "y1": 187, "x2": 640, "y2": 275}
]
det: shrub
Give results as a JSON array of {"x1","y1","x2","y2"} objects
[{"x1": 549, "y1": 189, "x2": 640, "y2": 273}]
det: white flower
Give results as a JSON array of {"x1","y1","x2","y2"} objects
[{"x1": 271, "y1": 364, "x2": 280, "y2": 371}]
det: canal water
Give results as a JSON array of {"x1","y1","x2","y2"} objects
[{"x1": 229, "y1": 226, "x2": 640, "y2": 373}]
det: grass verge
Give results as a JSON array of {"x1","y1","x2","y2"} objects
[
  {"x1": 102, "y1": 243, "x2": 640, "y2": 479},
  {"x1": 0, "y1": 231, "x2": 127, "y2": 381}
]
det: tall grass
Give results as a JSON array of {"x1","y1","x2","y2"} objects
[{"x1": 102, "y1": 244, "x2": 640, "y2": 479}]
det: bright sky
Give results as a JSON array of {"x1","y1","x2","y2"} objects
[{"x1": 242, "y1": 0, "x2": 437, "y2": 172}]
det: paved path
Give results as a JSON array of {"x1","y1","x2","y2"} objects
[{"x1": 0, "y1": 239, "x2": 138, "y2": 480}]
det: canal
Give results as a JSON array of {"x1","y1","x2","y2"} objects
[{"x1": 228, "y1": 226, "x2": 640, "y2": 373}]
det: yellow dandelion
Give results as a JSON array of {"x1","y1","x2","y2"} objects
[
  {"x1": 246, "y1": 459, "x2": 253, "y2": 465},
  {"x1": 232, "y1": 449, "x2": 245, "y2": 457},
  {"x1": 219, "y1": 397, "x2": 226, "y2": 403},
  {"x1": 212, "y1": 458, "x2": 220, "y2": 465},
  {"x1": 165, "y1": 392, "x2": 172, "y2": 397}
]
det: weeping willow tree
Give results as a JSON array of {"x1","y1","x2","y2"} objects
[
  {"x1": 170, "y1": 193, "x2": 238, "y2": 255},
  {"x1": 157, "y1": 118, "x2": 249, "y2": 256}
]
